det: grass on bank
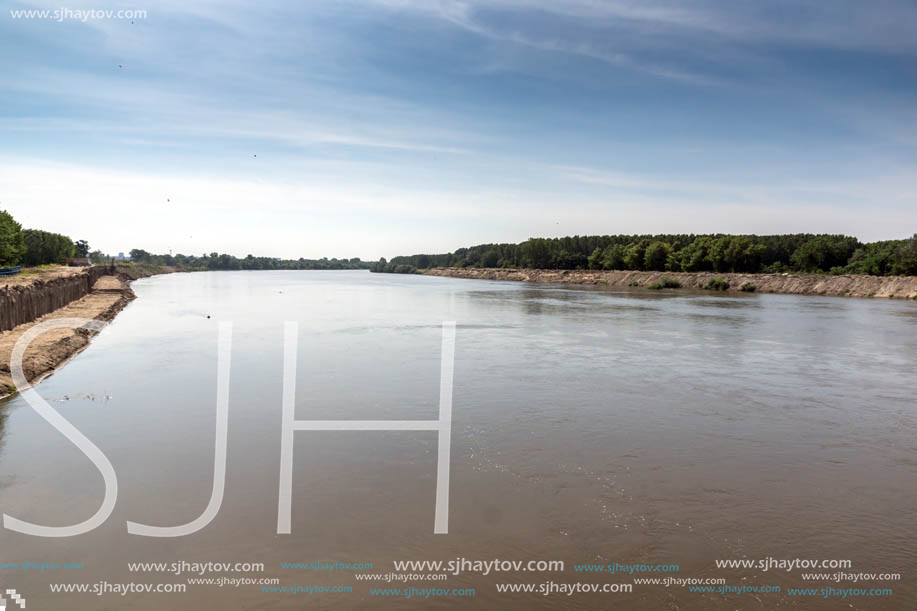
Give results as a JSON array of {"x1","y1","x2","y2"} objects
[
  {"x1": 19, "y1": 264, "x2": 60, "y2": 276},
  {"x1": 648, "y1": 277, "x2": 682, "y2": 290},
  {"x1": 704, "y1": 277, "x2": 730, "y2": 291}
]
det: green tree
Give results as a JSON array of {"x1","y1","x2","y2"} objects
[
  {"x1": 726, "y1": 236, "x2": 765, "y2": 272},
  {"x1": 481, "y1": 249, "x2": 499, "y2": 268},
  {"x1": 463, "y1": 249, "x2": 482, "y2": 267},
  {"x1": 600, "y1": 244, "x2": 627, "y2": 270},
  {"x1": 676, "y1": 237, "x2": 714, "y2": 272},
  {"x1": 74, "y1": 239, "x2": 90, "y2": 257},
  {"x1": 893, "y1": 234, "x2": 917, "y2": 276},
  {"x1": 708, "y1": 236, "x2": 733, "y2": 272},
  {"x1": 790, "y1": 236, "x2": 860, "y2": 272},
  {"x1": 130, "y1": 248, "x2": 152, "y2": 263},
  {"x1": 370, "y1": 257, "x2": 387, "y2": 272},
  {"x1": 0, "y1": 210, "x2": 25, "y2": 266},
  {"x1": 643, "y1": 241, "x2": 671, "y2": 271},
  {"x1": 520, "y1": 238, "x2": 552, "y2": 268},
  {"x1": 623, "y1": 240, "x2": 649, "y2": 270},
  {"x1": 707, "y1": 235, "x2": 766, "y2": 272},
  {"x1": 23, "y1": 229, "x2": 75, "y2": 266}
]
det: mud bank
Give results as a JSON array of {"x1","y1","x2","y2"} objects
[
  {"x1": 423, "y1": 268, "x2": 917, "y2": 299},
  {"x1": 0, "y1": 266, "x2": 172, "y2": 398}
]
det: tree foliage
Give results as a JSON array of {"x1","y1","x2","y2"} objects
[
  {"x1": 22, "y1": 229, "x2": 75, "y2": 266},
  {"x1": 126, "y1": 249, "x2": 369, "y2": 271},
  {"x1": 0, "y1": 210, "x2": 25, "y2": 267},
  {"x1": 789, "y1": 236, "x2": 858, "y2": 272},
  {"x1": 374, "y1": 233, "x2": 917, "y2": 276},
  {"x1": 74, "y1": 240, "x2": 90, "y2": 258},
  {"x1": 840, "y1": 235, "x2": 917, "y2": 276}
]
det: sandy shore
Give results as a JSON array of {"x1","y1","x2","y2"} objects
[
  {"x1": 0, "y1": 266, "x2": 171, "y2": 399},
  {"x1": 423, "y1": 267, "x2": 917, "y2": 299}
]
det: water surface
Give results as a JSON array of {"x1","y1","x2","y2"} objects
[{"x1": 0, "y1": 271, "x2": 914, "y2": 609}]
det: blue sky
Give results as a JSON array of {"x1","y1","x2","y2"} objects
[{"x1": 1, "y1": 0, "x2": 916, "y2": 259}]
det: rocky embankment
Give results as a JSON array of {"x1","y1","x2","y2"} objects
[
  {"x1": 0, "y1": 265, "x2": 173, "y2": 398},
  {"x1": 423, "y1": 267, "x2": 917, "y2": 299}
]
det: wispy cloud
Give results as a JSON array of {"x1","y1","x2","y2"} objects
[
  {"x1": 557, "y1": 164, "x2": 917, "y2": 209},
  {"x1": 377, "y1": 0, "x2": 917, "y2": 51},
  {"x1": 369, "y1": 0, "x2": 917, "y2": 88},
  {"x1": 2, "y1": 0, "x2": 915, "y2": 255}
]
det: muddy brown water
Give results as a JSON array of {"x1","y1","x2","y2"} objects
[{"x1": 0, "y1": 270, "x2": 914, "y2": 609}]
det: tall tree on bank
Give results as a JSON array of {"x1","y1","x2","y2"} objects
[
  {"x1": 22, "y1": 229, "x2": 75, "y2": 266},
  {"x1": 0, "y1": 210, "x2": 25, "y2": 267},
  {"x1": 74, "y1": 240, "x2": 90, "y2": 258}
]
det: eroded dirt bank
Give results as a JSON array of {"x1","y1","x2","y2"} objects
[
  {"x1": 0, "y1": 265, "x2": 114, "y2": 332},
  {"x1": 0, "y1": 266, "x2": 172, "y2": 398},
  {"x1": 423, "y1": 267, "x2": 917, "y2": 299}
]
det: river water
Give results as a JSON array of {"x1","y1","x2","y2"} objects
[{"x1": 0, "y1": 270, "x2": 914, "y2": 609}]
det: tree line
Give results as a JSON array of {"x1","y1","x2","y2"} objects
[
  {"x1": 127, "y1": 250, "x2": 370, "y2": 271},
  {"x1": 372, "y1": 233, "x2": 917, "y2": 276},
  {"x1": 0, "y1": 209, "x2": 90, "y2": 267}
]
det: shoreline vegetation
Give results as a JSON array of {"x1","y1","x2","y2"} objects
[
  {"x1": 126, "y1": 249, "x2": 370, "y2": 271},
  {"x1": 370, "y1": 233, "x2": 917, "y2": 279},
  {"x1": 371, "y1": 233, "x2": 917, "y2": 299}
]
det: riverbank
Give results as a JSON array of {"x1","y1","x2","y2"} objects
[
  {"x1": 0, "y1": 265, "x2": 173, "y2": 399},
  {"x1": 423, "y1": 267, "x2": 917, "y2": 299}
]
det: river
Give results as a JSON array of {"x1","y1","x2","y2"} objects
[{"x1": 0, "y1": 270, "x2": 914, "y2": 609}]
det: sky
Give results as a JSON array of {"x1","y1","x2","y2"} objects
[{"x1": 1, "y1": 0, "x2": 916, "y2": 260}]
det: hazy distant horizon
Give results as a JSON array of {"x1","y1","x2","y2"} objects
[{"x1": 2, "y1": 1, "x2": 916, "y2": 260}]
